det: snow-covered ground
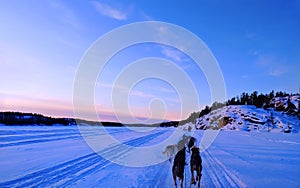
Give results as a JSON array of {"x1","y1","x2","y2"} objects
[{"x1": 0, "y1": 126, "x2": 299, "y2": 187}]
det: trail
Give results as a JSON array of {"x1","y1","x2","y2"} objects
[
  {"x1": 0, "y1": 129, "x2": 167, "y2": 187},
  {"x1": 3, "y1": 127, "x2": 295, "y2": 187},
  {"x1": 194, "y1": 132, "x2": 247, "y2": 188}
]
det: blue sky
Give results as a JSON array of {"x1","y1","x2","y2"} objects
[{"x1": 0, "y1": 0, "x2": 299, "y2": 123}]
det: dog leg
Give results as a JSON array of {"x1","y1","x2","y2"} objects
[
  {"x1": 179, "y1": 178, "x2": 183, "y2": 188},
  {"x1": 197, "y1": 166, "x2": 202, "y2": 181},
  {"x1": 191, "y1": 167, "x2": 196, "y2": 185},
  {"x1": 174, "y1": 175, "x2": 177, "y2": 187},
  {"x1": 172, "y1": 169, "x2": 177, "y2": 187},
  {"x1": 173, "y1": 178, "x2": 177, "y2": 188},
  {"x1": 197, "y1": 166, "x2": 202, "y2": 188}
]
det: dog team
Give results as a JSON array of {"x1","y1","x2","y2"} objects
[{"x1": 163, "y1": 135, "x2": 202, "y2": 188}]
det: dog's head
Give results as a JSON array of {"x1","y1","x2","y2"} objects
[
  {"x1": 190, "y1": 137, "x2": 196, "y2": 142},
  {"x1": 191, "y1": 146, "x2": 199, "y2": 154}
]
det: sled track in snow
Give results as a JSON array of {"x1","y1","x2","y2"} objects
[
  {"x1": 0, "y1": 130, "x2": 166, "y2": 188},
  {"x1": 189, "y1": 131, "x2": 246, "y2": 188},
  {"x1": 0, "y1": 128, "x2": 128, "y2": 148},
  {"x1": 201, "y1": 148, "x2": 246, "y2": 188}
]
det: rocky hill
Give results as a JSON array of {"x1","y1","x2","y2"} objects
[{"x1": 193, "y1": 96, "x2": 300, "y2": 133}]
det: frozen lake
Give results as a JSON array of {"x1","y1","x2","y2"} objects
[{"x1": 0, "y1": 126, "x2": 299, "y2": 187}]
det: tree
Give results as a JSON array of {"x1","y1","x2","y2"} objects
[
  {"x1": 199, "y1": 106, "x2": 211, "y2": 117},
  {"x1": 250, "y1": 91, "x2": 258, "y2": 105},
  {"x1": 236, "y1": 95, "x2": 241, "y2": 105},
  {"x1": 276, "y1": 91, "x2": 284, "y2": 97},
  {"x1": 256, "y1": 93, "x2": 265, "y2": 108},
  {"x1": 269, "y1": 90, "x2": 274, "y2": 99},
  {"x1": 267, "y1": 111, "x2": 275, "y2": 132},
  {"x1": 298, "y1": 98, "x2": 300, "y2": 118},
  {"x1": 286, "y1": 96, "x2": 296, "y2": 114}
]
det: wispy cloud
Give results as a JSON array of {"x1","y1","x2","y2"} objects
[
  {"x1": 245, "y1": 32, "x2": 260, "y2": 40},
  {"x1": 160, "y1": 47, "x2": 192, "y2": 70},
  {"x1": 242, "y1": 74, "x2": 249, "y2": 79},
  {"x1": 268, "y1": 67, "x2": 288, "y2": 77},
  {"x1": 0, "y1": 93, "x2": 74, "y2": 118},
  {"x1": 49, "y1": 1, "x2": 81, "y2": 29},
  {"x1": 130, "y1": 90, "x2": 155, "y2": 98},
  {"x1": 157, "y1": 86, "x2": 176, "y2": 94},
  {"x1": 139, "y1": 10, "x2": 153, "y2": 21},
  {"x1": 248, "y1": 49, "x2": 261, "y2": 56},
  {"x1": 166, "y1": 97, "x2": 180, "y2": 104},
  {"x1": 255, "y1": 54, "x2": 288, "y2": 77},
  {"x1": 92, "y1": 1, "x2": 129, "y2": 20},
  {"x1": 96, "y1": 82, "x2": 155, "y2": 98},
  {"x1": 161, "y1": 47, "x2": 187, "y2": 62},
  {"x1": 160, "y1": 46, "x2": 193, "y2": 72},
  {"x1": 96, "y1": 82, "x2": 128, "y2": 91},
  {"x1": 153, "y1": 26, "x2": 192, "y2": 66}
]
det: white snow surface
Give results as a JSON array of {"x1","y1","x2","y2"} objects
[
  {"x1": 195, "y1": 105, "x2": 300, "y2": 133},
  {"x1": 0, "y1": 126, "x2": 299, "y2": 187}
]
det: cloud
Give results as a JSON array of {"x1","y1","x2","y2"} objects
[
  {"x1": 157, "y1": 86, "x2": 176, "y2": 94},
  {"x1": 139, "y1": 11, "x2": 153, "y2": 21},
  {"x1": 96, "y1": 82, "x2": 155, "y2": 98},
  {"x1": 248, "y1": 49, "x2": 261, "y2": 56},
  {"x1": 268, "y1": 67, "x2": 288, "y2": 77},
  {"x1": 161, "y1": 47, "x2": 184, "y2": 62},
  {"x1": 245, "y1": 32, "x2": 259, "y2": 40},
  {"x1": 49, "y1": 1, "x2": 81, "y2": 29},
  {"x1": 96, "y1": 82, "x2": 128, "y2": 90},
  {"x1": 242, "y1": 74, "x2": 249, "y2": 79},
  {"x1": 92, "y1": 1, "x2": 128, "y2": 20},
  {"x1": 255, "y1": 54, "x2": 288, "y2": 77},
  {"x1": 160, "y1": 46, "x2": 191, "y2": 66},
  {"x1": 166, "y1": 97, "x2": 180, "y2": 104},
  {"x1": 0, "y1": 93, "x2": 74, "y2": 118},
  {"x1": 130, "y1": 90, "x2": 155, "y2": 98}
]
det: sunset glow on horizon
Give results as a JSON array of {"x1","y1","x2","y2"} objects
[{"x1": 1, "y1": 1, "x2": 299, "y2": 123}]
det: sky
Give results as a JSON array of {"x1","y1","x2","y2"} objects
[{"x1": 0, "y1": 0, "x2": 299, "y2": 123}]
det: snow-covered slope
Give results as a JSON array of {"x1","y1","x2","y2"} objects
[
  {"x1": 196, "y1": 105, "x2": 300, "y2": 133},
  {"x1": 195, "y1": 95, "x2": 300, "y2": 133}
]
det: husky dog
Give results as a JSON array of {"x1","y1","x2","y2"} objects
[
  {"x1": 188, "y1": 136, "x2": 196, "y2": 153},
  {"x1": 190, "y1": 146, "x2": 202, "y2": 188},
  {"x1": 172, "y1": 147, "x2": 186, "y2": 188},
  {"x1": 162, "y1": 144, "x2": 178, "y2": 163}
]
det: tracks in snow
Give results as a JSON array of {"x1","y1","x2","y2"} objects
[
  {"x1": 187, "y1": 131, "x2": 246, "y2": 188},
  {"x1": 0, "y1": 128, "x2": 128, "y2": 148},
  {"x1": 1, "y1": 128, "x2": 248, "y2": 187},
  {"x1": 201, "y1": 148, "x2": 246, "y2": 188},
  {"x1": 0, "y1": 130, "x2": 166, "y2": 187}
]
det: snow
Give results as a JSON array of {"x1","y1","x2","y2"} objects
[
  {"x1": 195, "y1": 105, "x2": 300, "y2": 133},
  {"x1": 0, "y1": 126, "x2": 299, "y2": 187}
]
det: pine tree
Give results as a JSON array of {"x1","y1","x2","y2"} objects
[
  {"x1": 267, "y1": 111, "x2": 274, "y2": 132},
  {"x1": 269, "y1": 90, "x2": 274, "y2": 99},
  {"x1": 297, "y1": 98, "x2": 300, "y2": 118},
  {"x1": 286, "y1": 96, "x2": 296, "y2": 114}
]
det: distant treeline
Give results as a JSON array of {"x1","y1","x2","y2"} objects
[
  {"x1": 0, "y1": 112, "x2": 126, "y2": 126},
  {"x1": 225, "y1": 90, "x2": 297, "y2": 109},
  {"x1": 0, "y1": 111, "x2": 172, "y2": 127},
  {"x1": 0, "y1": 112, "x2": 76, "y2": 126}
]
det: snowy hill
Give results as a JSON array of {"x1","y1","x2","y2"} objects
[{"x1": 194, "y1": 96, "x2": 300, "y2": 133}]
